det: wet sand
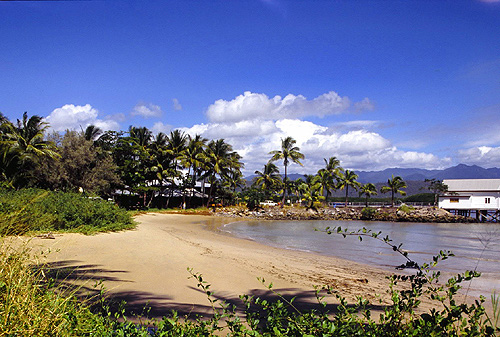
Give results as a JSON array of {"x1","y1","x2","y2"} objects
[{"x1": 15, "y1": 214, "x2": 476, "y2": 319}]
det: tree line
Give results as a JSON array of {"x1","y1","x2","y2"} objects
[
  {"x1": 1, "y1": 112, "x2": 445, "y2": 209},
  {"x1": 252, "y1": 136, "x2": 409, "y2": 209},
  {"x1": 0, "y1": 112, "x2": 243, "y2": 208}
]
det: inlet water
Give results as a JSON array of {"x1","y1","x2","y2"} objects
[{"x1": 223, "y1": 220, "x2": 500, "y2": 296}]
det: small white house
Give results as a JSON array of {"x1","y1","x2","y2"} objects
[{"x1": 438, "y1": 179, "x2": 500, "y2": 220}]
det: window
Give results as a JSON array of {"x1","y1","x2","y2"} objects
[
  {"x1": 485, "y1": 198, "x2": 491, "y2": 204},
  {"x1": 450, "y1": 198, "x2": 459, "y2": 203}
]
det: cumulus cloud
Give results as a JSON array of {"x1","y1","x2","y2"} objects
[
  {"x1": 181, "y1": 117, "x2": 447, "y2": 176},
  {"x1": 131, "y1": 102, "x2": 162, "y2": 118},
  {"x1": 151, "y1": 121, "x2": 173, "y2": 135},
  {"x1": 44, "y1": 104, "x2": 120, "y2": 132},
  {"x1": 206, "y1": 91, "x2": 355, "y2": 123},
  {"x1": 172, "y1": 98, "x2": 182, "y2": 111},
  {"x1": 458, "y1": 146, "x2": 500, "y2": 167}
]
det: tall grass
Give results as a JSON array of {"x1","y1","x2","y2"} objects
[{"x1": 0, "y1": 243, "x2": 110, "y2": 336}]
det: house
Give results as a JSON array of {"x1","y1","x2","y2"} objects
[{"x1": 438, "y1": 179, "x2": 500, "y2": 221}]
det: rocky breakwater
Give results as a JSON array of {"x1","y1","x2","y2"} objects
[{"x1": 214, "y1": 206, "x2": 475, "y2": 223}]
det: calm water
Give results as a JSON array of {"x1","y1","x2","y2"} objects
[{"x1": 223, "y1": 220, "x2": 500, "y2": 295}]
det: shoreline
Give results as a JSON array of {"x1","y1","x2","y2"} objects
[{"x1": 18, "y1": 213, "x2": 483, "y2": 319}]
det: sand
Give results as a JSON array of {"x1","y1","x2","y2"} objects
[{"x1": 16, "y1": 214, "x2": 422, "y2": 318}]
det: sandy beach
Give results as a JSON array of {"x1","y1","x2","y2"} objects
[{"x1": 19, "y1": 214, "x2": 419, "y2": 318}]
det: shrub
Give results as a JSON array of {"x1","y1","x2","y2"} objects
[
  {"x1": 0, "y1": 188, "x2": 134, "y2": 235},
  {"x1": 398, "y1": 203, "x2": 415, "y2": 213},
  {"x1": 361, "y1": 207, "x2": 377, "y2": 220}
]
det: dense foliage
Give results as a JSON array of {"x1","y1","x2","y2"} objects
[
  {"x1": 0, "y1": 189, "x2": 134, "y2": 235},
  {"x1": 1, "y1": 112, "x2": 450, "y2": 210},
  {"x1": 0, "y1": 113, "x2": 244, "y2": 209}
]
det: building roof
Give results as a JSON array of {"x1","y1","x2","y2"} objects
[{"x1": 443, "y1": 179, "x2": 500, "y2": 192}]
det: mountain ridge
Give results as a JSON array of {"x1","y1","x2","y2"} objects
[{"x1": 246, "y1": 164, "x2": 500, "y2": 184}]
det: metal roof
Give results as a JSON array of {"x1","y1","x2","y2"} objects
[{"x1": 443, "y1": 179, "x2": 500, "y2": 192}]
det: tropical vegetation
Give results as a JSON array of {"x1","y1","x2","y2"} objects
[{"x1": 381, "y1": 175, "x2": 407, "y2": 206}]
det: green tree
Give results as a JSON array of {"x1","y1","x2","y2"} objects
[
  {"x1": 34, "y1": 130, "x2": 120, "y2": 196},
  {"x1": 0, "y1": 112, "x2": 59, "y2": 188},
  {"x1": 269, "y1": 136, "x2": 304, "y2": 206},
  {"x1": 381, "y1": 175, "x2": 407, "y2": 206},
  {"x1": 316, "y1": 169, "x2": 336, "y2": 204},
  {"x1": 359, "y1": 183, "x2": 378, "y2": 207},
  {"x1": 298, "y1": 175, "x2": 323, "y2": 211},
  {"x1": 113, "y1": 126, "x2": 154, "y2": 206},
  {"x1": 204, "y1": 139, "x2": 243, "y2": 206},
  {"x1": 253, "y1": 162, "x2": 282, "y2": 199},
  {"x1": 324, "y1": 156, "x2": 343, "y2": 177},
  {"x1": 180, "y1": 134, "x2": 208, "y2": 208},
  {"x1": 425, "y1": 178, "x2": 448, "y2": 206},
  {"x1": 337, "y1": 169, "x2": 361, "y2": 207},
  {"x1": 83, "y1": 124, "x2": 102, "y2": 142}
]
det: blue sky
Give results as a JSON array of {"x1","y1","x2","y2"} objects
[{"x1": 1, "y1": 0, "x2": 500, "y2": 175}]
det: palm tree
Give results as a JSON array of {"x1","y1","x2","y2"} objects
[
  {"x1": 83, "y1": 124, "x2": 102, "y2": 141},
  {"x1": 359, "y1": 183, "x2": 378, "y2": 207},
  {"x1": 253, "y1": 162, "x2": 282, "y2": 199},
  {"x1": 298, "y1": 175, "x2": 323, "y2": 211},
  {"x1": 180, "y1": 134, "x2": 208, "y2": 207},
  {"x1": 166, "y1": 130, "x2": 187, "y2": 171},
  {"x1": 324, "y1": 156, "x2": 343, "y2": 176},
  {"x1": 316, "y1": 169, "x2": 335, "y2": 204},
  {"x1": 269, "y1": 136, "x2": 304, "y2": 206},
  {"x1": 380, "y1": 175, "x2": 407, "y2": 207},
  {"x1": 204, "y1": 139, "x2": 241, "y2": 206},
  {"x1": 129, "y1": 126, "x2": 152, "y2": 148},
  {"x1": 1, "y1": 112, "x2": 59, "y2": 187},
  {"x1": 337, "y1": 169, "x2": 361, "y2": 207}
]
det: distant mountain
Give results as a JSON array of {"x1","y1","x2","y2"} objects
[
  {"x1": 356, "y1": 164, "x2": 500, "y2": 183},
  {"x1": 244, "y1": 164, "x2": 500, "y2": 197},
  {"x1": 247, "y1": 164, "x2": 500, "y2": 184}
]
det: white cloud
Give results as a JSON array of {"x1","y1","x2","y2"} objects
[
  {"x1": 181, "y1": 117, "x2": 447, "y2": 176},
  {"x1": 131, "y1": 102, "x2": 162, "y2": 118},
  {"x1": 151, "y1": 121, "x2": 173, "y2": 135},
  {"x1": 206, "y1": 91, "x2": 354, "y2": 123},
  {"x1": 458, "y1": 146, "x2": 500, "y2": 167},
  {"x1": 172, "y1": 98, "x2": 182, "y2": 111},
  {"x1": 44, "y1": 104, "x2": 120, "y2": 132}
]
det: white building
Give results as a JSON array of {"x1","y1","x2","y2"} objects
[{"x1": 438, "y1": 179, "x2": 500, "y2": 221}]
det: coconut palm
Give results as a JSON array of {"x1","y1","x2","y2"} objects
[
  {"x1": 316, "y1": 169, "x2": 336, "y2": 203},
  {"x1": 381, "y1": 175, "x2": 407, "y2": 206},
  {"x1": 253, "y1": 162, "x2": 282, "y2": 199},
  {"x1": 1, "y1": 112, "x2": 59, "y2": 187},
  {"x1": 83, "y1": 124, "x2": 102, "y2": 142},
  {"x1": 298, "y1": 176, "x2": 323, "y2": 211},
  {"x1": 324, "y1": 157, "x2": 343, "y2": 177},
  {"x1": 269, "y1": 136, "x2": 304, "y2": 206},
  {"x1": 204, "y1": 139, "x2": 242, "y2": 206},
  {"x1": 359, "y1": 183, "x2": 378, "y2": 207},
  {"x1": 337, "y1": 169, "x2": 361, "y2": 207},
  {"x1": 166, "y1": 130, "x2": 187, "y2": 170}
]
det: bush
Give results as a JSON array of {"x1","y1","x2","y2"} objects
[
  {"x1": 361, "y1": 207, "x2": 377, "y2": 220},
  {"x1": 398, "y1": 203, "x2": 415, "y2": 213},
  {"x1": 0, "y1": 188, "x2": 134, "y2": 235}
]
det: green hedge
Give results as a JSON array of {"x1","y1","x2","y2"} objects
[{"x1": 0, "y1": 188, "x2": 134, "y2": 235}]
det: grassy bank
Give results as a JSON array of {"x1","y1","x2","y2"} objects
[{"x1": 0, "y1": 188, "x2": 134, "y2": 235}]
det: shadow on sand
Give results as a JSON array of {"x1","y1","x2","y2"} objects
[{"x1": 33, "y1": 260, "x2": 390, "y2": 321}]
